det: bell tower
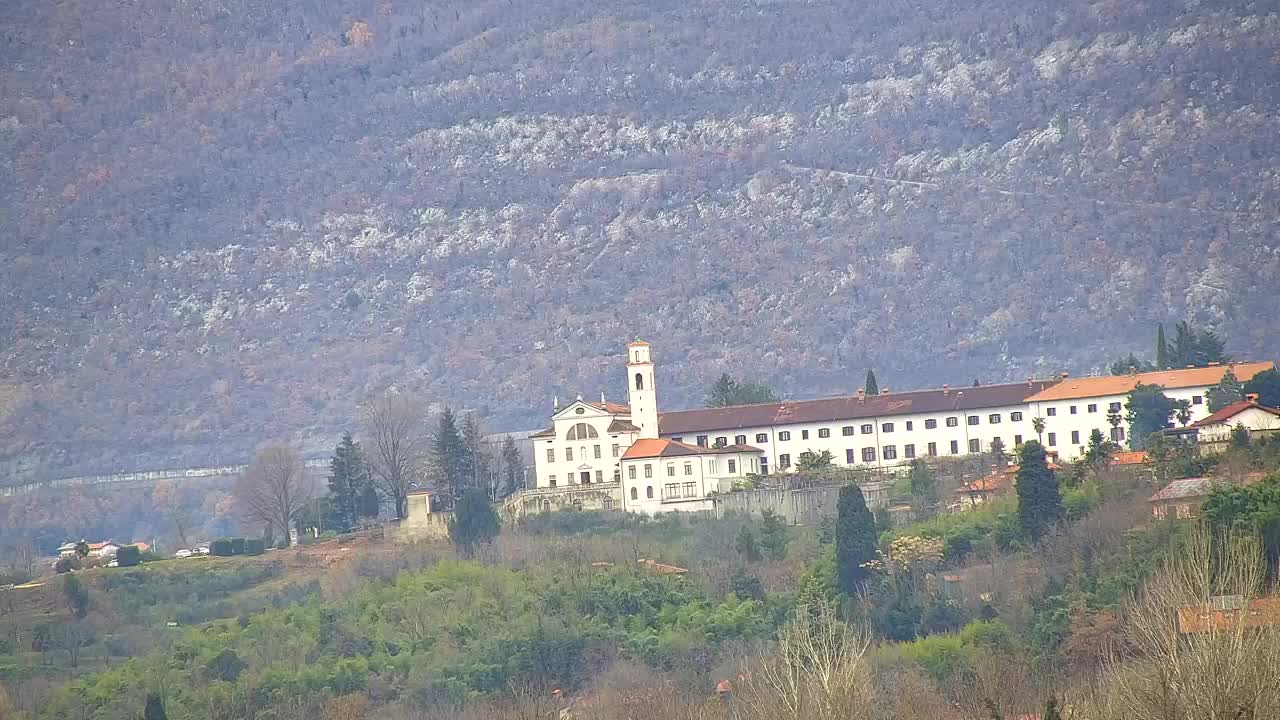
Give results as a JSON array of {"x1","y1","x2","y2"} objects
[{"x1": 626, "y1": 340, "x2": 659, "y2": 439}]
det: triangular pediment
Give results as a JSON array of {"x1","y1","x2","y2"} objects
[{"x1": 552, "y1": 399, "x2": 617, "y2": 421}]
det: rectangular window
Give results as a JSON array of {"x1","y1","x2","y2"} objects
[
  {"x1": 756, "y1": 433, "x2": 769, "y2": 443},
  {"x1": 708, "y1": 459, "x2": 719, "y2": 474},
  {"x1": 968, "y1": 438, "x2": 981, "y2": 453},
  {"x1": 728, "y1": 459, "x2": 737, "y2": 474},
  {"x1": 612, "y1": 444, "x2": 621, "y2": 457},
  {"x1": 842, "y1": 426, "x2": 855, "y2": 436},
  {"x1": 927, "y1": 442, "x2": 938, "y2": 457},
  {"x1": 950, "y1": 440, "x2": 959, "y2": 455},
  {"x1": 667, "y1": 465, "x2": 676, "y2": 477},
  {"x1": 1071, "y1": 430, "x2": 1080, "y2": 445},
  {"x1": 714, "y1": 436, "x2": 727, "y2": 448},
  {"x1": 697, "y1": 435, "x2": 709, "y2": 447},
  {"x1": 735, "y1": 434, "x2": 747, "y2": 445},
  {"x1": 664, "y1": 483, "x2": 679, "y2": 500},
  {"x1": 549, "y1": 475, "x2": 557, "y2": 487},
  {"x1": 779, "y1": 454, "x2": 791, "y2": 470},
  {"x1": 883, "y1": 445, "x2": 897, "y2": 460},
  {"x1": 846, "y1": 449, "x2": 855, "y2": 464},
  {"x1": 818, "y1": 428, "x2": 831, "y2": 439},
  {"x1": 760, "y1": 457, "x2": 769, "y2": 474},
  {"x1": 904, "y1": 444, "x2": 916, "y2": 459},
  {"x1": 1047, "y1": 407, "x2": 1057, "y2": 417},
  {"x1": 1109, "y1": 402, "x2": 1122, "y2": 413},
  {"x1": 1087, "y1": 404, "x2": 1097, "y2": 413},
  {"x1": 1110, "y1": 427, "x2": 1126, "y2": 442},
  {"x1": 683, "y1": 482, "x2": 697, "y2": 498},
  {"x1": 882, "y1": 422, "x2": 894, "y2": 433},
  {"x1": 801, "y1": 429, "x2": 810, "y2": 440},
  {"x1": 672, "y1": 437, "x2": 683, "y2": 443},
  {"x1": 946, "y1": 417, "x2": 959, "y2": 427},
  {"x1": 594, "y1": 445, "x2": 601, "y2": 459},
  {"x1": 565, "y1": 448, "x2": 573, "y2": 462},
  {"x1": 861, "y1": 424, "x2": 874, "y2": 434},
  {"x1": 644, "y1": 464, "x2": 653, "y2": 478},
  {"x1": 967, "y1": 415, "x2": 979, "y2": 426},
  {"x1": 988, "y1": 414, "x2": 1001, "y2": 424},
  {"x1": 684, "y1": 463, "x2": 693, "y2": 475},
  {"x1": 595, "y1": 470, "x2": 603, "y2": 482},
  {"x1": 905, "y1": 421, "x2": 914, "y2": 431},
  {"x1": 862, "y1": 447, "x2": 877, "y2": 463},
  {"x1": 925, "y1": 419, "x2": 938, "y2": 429},
  {"x1": 1014, "y1": 434, "x2": 1023, "y2": 445},
  {"x1": 1070, "y1": 405, "x2": 1078, "y2": 415},
  {"x1": 1011, "y1": 412, "x2": 1024, "y2": 421},
  {"x1": 779, "y1": 431, "x2": 791, "y2": 441},
  {"x1": 546, "y1": 448, "x2": 555, "y2": 463},
  {"x1": 1193, "y1": 395, "x2": 1203, "y2": 405},
  {"x1": 628, "y1": 466, "x2": 636, "y2": 479},
  {"x1": 1047, "y1": 432, "x2": 1057, "y2": 447}
]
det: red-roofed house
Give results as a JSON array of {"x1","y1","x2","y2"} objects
[
  {"x1": 1186, "y1": 395, "x2": 1280, "y2": 453},
  {"x1": 620, "y1": 438, "x2": 764, "y2": 513}
]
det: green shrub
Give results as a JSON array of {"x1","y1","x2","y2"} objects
[
  {"x1": 116, "y1": 545, "x2": 143, "y2": 567},
  {"x1": 209, "y1": 539, "x2": 234, "y2": 556},
  {"x1": 229, "y1": 538, "x2": 246, "y2": 555},
  {"x1": 243, "y1": 538, "x2": 265, "y2": 556}
]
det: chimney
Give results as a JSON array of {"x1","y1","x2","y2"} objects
[
  {"x1": 943, "y1": 384, "x2": 950, "y2": 396},
  {"x1": 880, "y1": 388, "x2": 889, "y2": 396},
  {"x1": 856, "y1": 387, "x2": 865, "y2": 402},
  {"x1": 1027, "y1": 376, "x2": 1033, "y2": 387},
  {"x1": 1246, "y1": 393, "x2": 1260, "y2": 403},
  {"x1": 1128, "y1": 365, "x2": 1137, "y2": 375}
]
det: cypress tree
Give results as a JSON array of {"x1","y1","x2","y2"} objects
[
  {"x1": 432, "y1": 408, "x2": 467, "y2": 506},
  {"x1": 1156, "y1": 323, "x2": 1169, "y2": 369},
  {"x1": 501, "y1": 435, "x2": 524, "y2": 496},
  {"x1": 143, "y1": 693, "x2": 167, "y2": 720},
  {"x1": 1015, "y1": 441, "x2": 1064, "y2": 541},
  {"x1": 864, "y1": 369, "x2": 879, "y2": 395},
  {"x1": 357, "y1": 482, "x2": 380, "y2": 521},
  {"x1": 327, "y1": 432, "x2": 362, "y2": 532},
  {"x1": 835, "y1": 484, "x2": 877, "y2": 595}
]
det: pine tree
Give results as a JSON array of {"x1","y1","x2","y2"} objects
[
  {"x1": 1156, "y1": 323, "x2": 1169, "y2": 369},
  {"x1": 143, "y1": 693, "x2": 167, "y2": 720},
  {"x1": 705, "y1": 373, "x2": 739, "y2": 407},
  {"x1": 327, "y1": 432, "x2": 363, "y2": 532},
  {"x1": 908, "y1": 459, "x2": 938, "y2": 515},
  {"x1": 1206, "y1": 368, "x2": 1245, "y2": 413},
  {"x1": 1083, "y1": 428, "x2": 1113, "y2": 467},
  {"x1": 988, "y1": 437, "x2": 1008, "y2": 468},
  {"x1": 1015, "y1": 440, "x2": 1064, "y2": 542},
  {"x1": 835, "y1": 484, "x2": 877, "y2": 595},
  {"x1": 448, "y1": 488, "x2": 500, "y2": 556},
  {"x1": 864, "y1": 369, "x2": 879, "y2": 396},
  {"x1": 759, "y1": 509, "x2": 789, "y2": 560},
  {"x1": 460, "y1": 413, "x2": 485, "y2": 496},
  {"x1": 357, "y1": 482, "x2": 380, "y2": 521},
  {"x1": 432, "y1": 408, "x2": 468, "y2": 507}
]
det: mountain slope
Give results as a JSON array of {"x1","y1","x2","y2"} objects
[{"x1": 2, "y1": 0, "x2": 1279, "y2": 479}]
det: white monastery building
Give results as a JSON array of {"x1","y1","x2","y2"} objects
[{"x1": 523, "y1": 341, "x2": 1273, "y2": 515}]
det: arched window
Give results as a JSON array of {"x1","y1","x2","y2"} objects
[
  {"x1": 630, "y1": 487, "x2": 638, "y2": 500},
  {"x1": 635, "y1": 373, "x2": 644, "y2": 390},
  {"x1": 646, "y1": 486, "x2": 654, "y2": 499},
  {"x1": 565, "y1": 422, "x2": 598, "y2": 441}
]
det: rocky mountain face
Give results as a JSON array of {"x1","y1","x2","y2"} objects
[{"x1": 2, "y1": 0, "x2": 1278, "y2": 480}]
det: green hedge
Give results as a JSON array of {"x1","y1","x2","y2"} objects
[
  {"x1": 210, "y1": 538, "x2": 264, "y2": 557},
  {"x1": 116, "y1": 545, "x2": 143, "y2": 567}
]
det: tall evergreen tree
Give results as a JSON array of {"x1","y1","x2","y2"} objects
[
  {"x1": 1126, "y1": 383, "x2": 1176, "y2": 449},
  {"x1": 143, "y1": 693, "x2": 167, "y2": 720},
  {"x1": 908, "y1": 459, "x2": 939, "y2": 515},
  {"x1": 988, "y1": 437, "x2": 1008, "y2": 468},
  {"x1": 835, "y1": 484, "x2": 877, "y2": 595},
  {"x1": 432, "y1": 408, "x2": 468, "y2": 507},
  {"x1": 356, "y1": 482, "x2": 380, "y2": 521},
  {"x1": 705, "y1": 373, "x2": 779, "y2": 407},
  {"x1": 500, "y1": 435, "x2": 524, "y2": 497},
  {"x1": 460, "y1": 413, "x2": 486, "y2": 495},
  {"x1": 1206, "y1": 368, "x2": 1245, "y2": 412},
  {"x1": 759, "y1": 509, "x2": 789, "y2": 560},
  {"x1": 1156, "y1": 323, "x2": 1170, "y2": 369},
  {"x1": 448, "y1": 488, "x2": 500, "y2": 556},
  {"x1": 864, "y1": 369, "x2": 879, "y2": 395},
  {"x1": 1015, "y1": 441, "x2": 1064, "y2": 542},
  {"x1": 326, "y1": 432, "x2": 363, "y2": 532},
  {"x1": 1245, "y1": 368, "x2": 1280, "y2": 407},
  {"x1": 735, "y1": 525, "x2": 762, "y2": 563}
]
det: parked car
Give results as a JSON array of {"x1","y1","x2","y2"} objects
[
  {"x1": 174, "y1": 549, "x2": 193, "y2": 559},
  {"x1": 196, "y1": 546, "x2": 210, "y2": 555}
]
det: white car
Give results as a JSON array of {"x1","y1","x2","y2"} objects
[
  {"x1": 174, "y1": 549, "x2": 193, "y2": 559},
  {"x1": 196, "y1": 546, "x2": 210, "y2": 555}
]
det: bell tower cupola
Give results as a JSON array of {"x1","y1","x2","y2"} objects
[{"x1": 626, "y1": 340, "x2": 659, "y2": 439}]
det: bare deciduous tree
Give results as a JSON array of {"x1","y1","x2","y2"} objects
[
  {"x1": 235, "y1": 442, "x2": 310, "y2": 547},
  {"x1": 733, "y1": 601, "x2": 874, "y2": 720},
  {"x1": 1081, "y1": 526, "x2": 1280, "y2": 720},
  {"x1": 152, "y1": 479, "x2": 192, "y2": 549},
  {"x1": 362, "y1": 392, "x2": 428, "y2": 519}
]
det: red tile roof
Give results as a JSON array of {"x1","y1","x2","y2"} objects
[
  {"x1": 1026, "y1": 362, "x2": 1274, "y2": 402},
  {"x1": 706, "y1": 443, "x2": 763, "y2": 454},
  {"x1": 590, "y1": 401, "x2": 632, "y2": 414},
  {"x1": 657, "y1": 380, "x2": 1060, "y2": 435},
  {"x1": 1190, "y1": 400, "x2": 1280, "y2": 428},
  {"x1": 621, "y1": 438, "x2": 706, "y2": 460},
  {"x1": 1110, "y1": 451, "x2": 1150, "y2": 466}
]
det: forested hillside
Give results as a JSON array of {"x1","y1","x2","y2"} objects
[{"x1": 3, "y1": 0, "x2": 1279, "y2": 479}]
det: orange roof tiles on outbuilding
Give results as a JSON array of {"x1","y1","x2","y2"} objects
[
  {"x1": 1190, "y1": 399, "x2": 1280, "y2": 428},
  {"x1": 1025, "y1": 362, "x2": 1274, "y2": 403}
]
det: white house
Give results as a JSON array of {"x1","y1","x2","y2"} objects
[
  {"x1": 1185, "y1": 394, "x2": 1280, "y2": 453},
  {"x1": 620, "y1": 439, "x2": 764, "y2": 514},
  {"x1": 1024, "y1": 362, "x2": 1274, "y2": 459}
]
